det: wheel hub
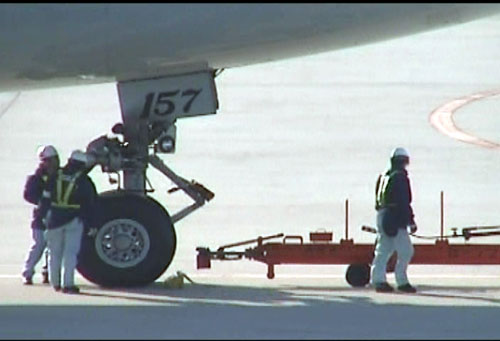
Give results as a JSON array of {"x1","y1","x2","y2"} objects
[
  {"x1": 95, "y1": 219, "x2": 151, "y2": 268},
  {"x1": 114, "y1": 234, "x2": 133, "y2": 250}
]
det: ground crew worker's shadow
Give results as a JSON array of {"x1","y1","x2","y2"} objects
[
  {"x1": 76, "y1": 282, "x2": 500, "y2": 307},
  {"x1": 290, "y1": 284, "x2": 500, "y2": 304},
  {"x1": 414, "y1": 285, "x2": 500, "y2": 304},
  {"x1": 76, "y1": 282, "x2": 375, "y2": 307}
]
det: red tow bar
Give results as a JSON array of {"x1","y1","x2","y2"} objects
[{"x1": 196, "y1": 193, "x2": 500, "y2": 287}]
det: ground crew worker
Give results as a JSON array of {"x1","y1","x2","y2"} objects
[
  {"x1": 40, "y1": 150, "x2": 97, "y2": 294},
  {"x1": 21, "y1": 145, "x2": 60, "y2": 285},
  {"x1": 371, "y1": 147, "x2": 417, "y2": 293}
]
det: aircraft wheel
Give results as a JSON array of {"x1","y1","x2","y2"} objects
[
  {"x1": 77, "y1": 192, "x2": 176, "y2": 287},
  {"x1": 345, "y1": 263, "x2": 371, "y2": 287}
]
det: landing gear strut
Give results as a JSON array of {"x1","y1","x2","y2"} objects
[{"x1": 77, "y1": 70, "x2": 219, "y2": 286}]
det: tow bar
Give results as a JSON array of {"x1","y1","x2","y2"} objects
[{"x1": 196, "y1": 192, "x2": 500, "y2": 287}]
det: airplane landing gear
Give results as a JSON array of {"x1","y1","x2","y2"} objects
[{"x1": 77, "y1": 70, "x2": 218, "y2": 286}]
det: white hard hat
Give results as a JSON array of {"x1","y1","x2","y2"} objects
[
  {"x1": 69, "y1": 150, "x2": 88, "y2": 164},
  {"x1": 37, "y1": 145, "x2": 58, "y2": 160},
  {"x1": 391, "y1": 147, "x2": 410, "y2": 159}
]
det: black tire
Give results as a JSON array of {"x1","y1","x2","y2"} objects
[
  {"x1": 77, "y1": 192, "x2": 176, "y2": 287},
  {"x1": 345, "y1": 263, "x2": 371, "y2": 287}
]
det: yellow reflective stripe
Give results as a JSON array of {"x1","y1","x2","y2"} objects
[
  {"x1": 377, "y1": 170, "x2": 403, "y2": 208},
  {"x1": 56, "y1": 169, "x2": 63, "y2": 204},
  {"x1": 52, "y1": 203, "x2": 80, "y2": 209},
  {"x1": 53, "y1": 170, "x2": 82, "y2": 207},
  {"x1": 381, "y1": 175, "x2": 390, "y2": 206},
  {"x1": 62, "y1": 175, "x2": 77, "y2": 204},
  {"x1": 376, "y1": 174, "x2": 390, "y2": 207}
]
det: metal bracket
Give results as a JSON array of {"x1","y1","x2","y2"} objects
[
  {"x1": 361, "y1": 224, "x2": 500, "y2": 241},
  {"x1": 195, "y1": 233, "x2": 285, "y2": 269},
  {"x1": 148, "y1": 154, "x2": 214, "y2": 223}
]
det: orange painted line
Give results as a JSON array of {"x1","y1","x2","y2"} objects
[{"x1": 429, "y1": 90, "x2": 500, "y2": 149}]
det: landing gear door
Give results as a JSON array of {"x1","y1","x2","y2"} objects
[{"x1": 117, "y1": 70, "x2": 219, "y2": 139}]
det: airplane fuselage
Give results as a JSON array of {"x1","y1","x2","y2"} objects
[{"x1": 1, "y1": 4, "x2": 499, "y2": 92}]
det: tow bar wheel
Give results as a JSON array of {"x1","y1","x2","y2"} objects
[
  {"x1": 345, "y1": 263, "x2": 371, "y2": 287},
  {"x1": 77, "y1": 192, "x2": 176, "y2": 287}
]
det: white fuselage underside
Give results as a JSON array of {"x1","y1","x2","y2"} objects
[{"x1": 0, "y1": 4, "x2": 499, "y2": 92}]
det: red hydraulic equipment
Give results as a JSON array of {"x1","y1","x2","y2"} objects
[{"x1": 196, "y1": 192, "x2": 500, "y2": 287}]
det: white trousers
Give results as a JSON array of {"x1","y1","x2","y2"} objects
[
  {"x1": 371, "y1": 209, "x2": 414, "y2": 286},
  {"x1": 22, "y1": 228, "x2": 47, "y2": 278},
  {"x1": 44, "y1": 217, "x2": 83, "y2": 288}
]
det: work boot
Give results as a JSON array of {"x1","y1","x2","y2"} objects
[
  {"x1": 374, "y1": 282, "x2": 394, "y2": 293},
  {"x1": 42, "y1": 271, "x2": 49, "y2": 284},
  {"x1": 23, "y1": 276, "x2": 33, "y2": 285},
  {"x1": 397, "y1": 284, "x2": 417, "y2": 293},
  {"x1": 62, "y1": 286, "x2": 80, "y2": 294}
]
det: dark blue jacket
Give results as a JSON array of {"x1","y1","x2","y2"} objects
[
  {"x1": 378, "y1": 168, "x2": 415, "y2": 236},
  {"x1": 40, "y1": 163, "x2": 97, "y2": 230},
  {"x1": 23, "y1": 167, "x2": 50, "y2": 229}
]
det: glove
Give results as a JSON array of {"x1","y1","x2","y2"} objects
[{"x1": 409, "y1": 224, "x2": 417, "y2": 234}]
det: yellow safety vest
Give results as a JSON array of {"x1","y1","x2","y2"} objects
[
  {"x1": 375, "y1": 170, "x2": 402, "y2": 209},
  {"x1": 51, "y1": 169, "x2": 82, "y2": 209}
]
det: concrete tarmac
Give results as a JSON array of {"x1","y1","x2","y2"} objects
[{"x1": 1, "y1": 14, "x2": 500, "y2": 339}]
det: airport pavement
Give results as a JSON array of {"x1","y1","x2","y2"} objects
[
  {"x1": 1, "y1": 13, "x2": 500, "y2": 340},
  {"x1": 1, "y1": 273, "x2": 500, "y2": 339}
]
